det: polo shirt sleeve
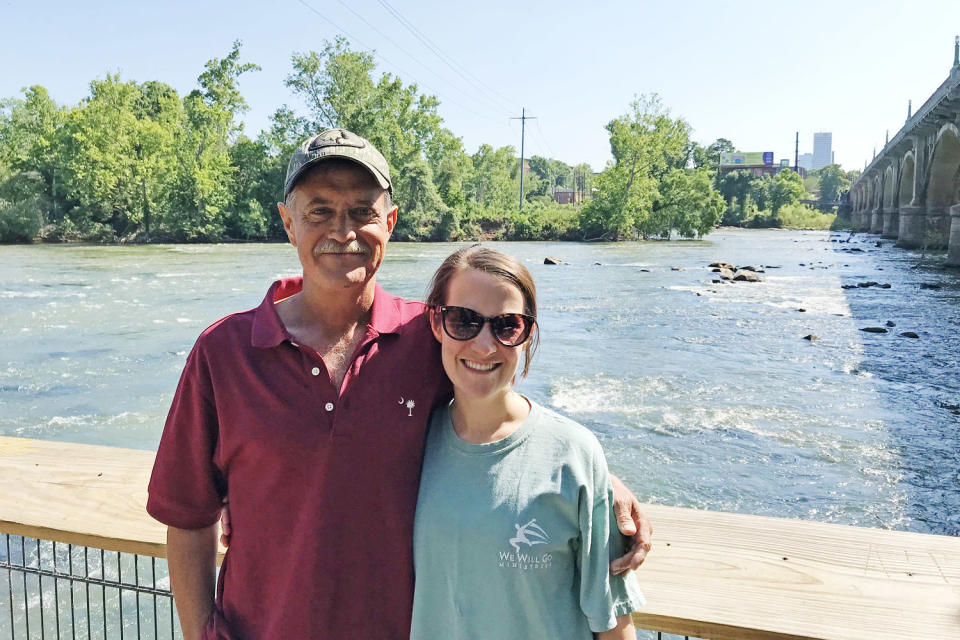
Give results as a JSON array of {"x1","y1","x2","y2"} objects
[
  {"x1": 147, "y1": 342, "x2": 226, "y2": 529},
  {"x1": 577, "y1": 442, "x2": 646, "y2": 632}
]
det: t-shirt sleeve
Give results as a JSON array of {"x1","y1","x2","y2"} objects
[
  {"x1": 577, "y1": 442, "x2": 646, "y2": 632},
  {"x1": 146, "y1": 342, "x2": 225, "y2": 529}
]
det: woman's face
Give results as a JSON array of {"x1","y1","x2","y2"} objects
[{"x1": 431, "y1": 268, "x2": 527, "y2": 404}]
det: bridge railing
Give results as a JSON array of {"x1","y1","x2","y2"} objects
[
  {"x1": 2, "y1": 436, "x2": 958, "y2": 640},
  {"x1": 856, "y1": 65, "x2": 960, "y2": 184}
]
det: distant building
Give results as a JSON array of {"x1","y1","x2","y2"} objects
[
  {"x1": 553, "y1": 187, "x2": 576, "y2": 205},
  {"x1": 719, "y1": 151, "x2": 806, "y2": 178},
  {"x1": 798, "y1": 153, "x2": 814, "y2": 171},
  {"x1": 812, "y1": 132, "x2": 832, "y2": 170}
]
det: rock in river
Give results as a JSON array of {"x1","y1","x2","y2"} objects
[
  {"x1": 716, "y1": 268, "x2": 735, "y2": 280},
  {"x1": 544, "y1": 256, "x2": 564, "y2": 265},
  {"x1": 860, "y1": 327, "x2": 889, "y2": 333},
  {"x1": 733, "y1": 271, "x2": 761, "y2": 282},
  {"x1": 900, "y1": 331, "x2": 920, "y2": 339},
  {"x1": 709, "y1": 261, "x2": 735, "y2": 270}
]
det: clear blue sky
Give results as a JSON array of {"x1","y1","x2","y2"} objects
[{"x1": 3, "y1": 0, "x2": 960, "y2": 172}]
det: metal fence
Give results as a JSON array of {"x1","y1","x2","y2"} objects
[
  {"x1": 1, "y1": 534, "x2": 179, "y2": 640},
  {"x1": 1, "y1": 532, "x2": 697, "y2": 640}
]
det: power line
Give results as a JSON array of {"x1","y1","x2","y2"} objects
[
  {"x1": 330, "y1": 0, "x2": 508, "y2": 116},
  {"x1": 533, "y1": 119, "x2": 557, "y2": 159},
  {"x1": 375, "y1": 0, "x2": 515, "y2": 115},
  {"x1": 295, "y1": 0, "x2": 492, "y2": 120}
]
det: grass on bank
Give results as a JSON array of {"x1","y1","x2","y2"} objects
[{"x1": 732, "y1": 203, "x2": 838, "y2": 230}]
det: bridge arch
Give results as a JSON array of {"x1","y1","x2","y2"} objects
[
  {"x1": 899, "y1": 152, "x2": 916, "y2": 207},
  {"x1": 928, "y1": 123, "x2": 960, "y2": 211},
  {"x1": 882, "y1": 165, "x2": 896, "y2": 210},
  {"x1": 874, "y1": 175, "x2": 883, "y2": 209}
]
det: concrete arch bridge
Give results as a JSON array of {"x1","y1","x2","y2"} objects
[{"x1": 850, "y1": 38, "x2": 960, "y2": 265}]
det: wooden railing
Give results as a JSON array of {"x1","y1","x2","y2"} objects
[{"x1": 1, "y1": 436, "x2": 958, "y2": 639}]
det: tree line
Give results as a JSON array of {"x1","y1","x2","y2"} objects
[{"x1": 1, "y1": 38, "x2": 813, "y2": 244}]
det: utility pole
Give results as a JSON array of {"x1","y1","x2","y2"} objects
[
  {"x1": 794, "y1": 131, "x2": 799, "y2": 173},
  {"x1": 511, "y1": 108, "x2": 536, "y2": 211}
]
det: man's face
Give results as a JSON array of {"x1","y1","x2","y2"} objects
[{"x1": 278, "y1": 162, "x2": 397, "y2": 292}]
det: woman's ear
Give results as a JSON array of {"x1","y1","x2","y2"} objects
[{"x1": 429, "y1": 307, "x2": 443, "y2": 343}]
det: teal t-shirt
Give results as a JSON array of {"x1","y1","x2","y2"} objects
[{"x1": 411, "y1": 400, "x2": 645, "y2": 639}]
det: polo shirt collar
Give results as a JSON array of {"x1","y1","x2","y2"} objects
[{"x1": 251, "y1": 277, "x2": 404, "y2": 348}]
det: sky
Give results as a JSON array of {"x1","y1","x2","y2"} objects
[{"x1": 3, "y1": 0, "x2": 960, "y2": 173}]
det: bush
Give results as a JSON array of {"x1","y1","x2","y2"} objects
[
  {"x1": 0, "y1": 197, "x2": 43, "y2": 243},
  {"x1": 774, "y1": 203, "x2": 836, "y2": 229}
]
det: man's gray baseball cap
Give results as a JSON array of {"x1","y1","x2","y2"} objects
[{"x1": 284, "y1": 129, "x2": 392, "y2": 198}]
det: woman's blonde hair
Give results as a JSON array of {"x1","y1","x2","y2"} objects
[{"x1": 425, "y1": 245, "x2": 539, "y2": 378}]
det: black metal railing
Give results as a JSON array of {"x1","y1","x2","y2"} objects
[
  {"x1": 1, "y1": 534, "x2": 179, "y2": 639},
  {"x1": 1, "y1": 532, "x2": 701, "y2": 640}
]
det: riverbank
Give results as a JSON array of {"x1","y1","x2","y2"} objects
[{"x1": 1, "y1": 210, "x2": 847, "y2": 246}]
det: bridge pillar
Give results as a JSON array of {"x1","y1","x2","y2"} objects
[
  {"x1": 882, "y1": 209, "x2": 899, "y2": 238},
  {"x1": 854, "y1": 210, "x2": 867, "y2": 231},
  {"x1": 896, "y1": 206, "x2": 925, "y2": 248},
  {"x1": 948, "y1": 204, "x2": 960, "y2": 266},
  {"x1": 870, "y1": 209, "x2": 885, "y2": 234},
  {"x1": 926, "y1": 207, "x2": 951, "y2": 248}
]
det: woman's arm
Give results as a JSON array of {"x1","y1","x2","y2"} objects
[
  {"x1": 167, "y1": 523, "x2": 218, "y2": 640},
  {"x1": 596, "y1": 613, "x2": 636, "y2": 639}
]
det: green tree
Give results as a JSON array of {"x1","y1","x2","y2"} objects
[
  {"x1": 643, "y1": 168, "x2": 724, "y2": 238},
  {"x1": 817, "y1": 164, "x2": 851, "y2": 203},
  {"x1": 0, "y1": 86, "x2": 70, "y2": 231},
  {"x1": 169, "y1": 41, "x2": 260, "y2": 240},
  {"x1": 580, "y1": 95, "x2": 694, "y2": 239},
  {"x1": 468, "y1": 144, "x2": 516, "y2": 211},
  {"x1": 227, "y1": 135, "x2": 285, "y2": 239},
  {"x1": 769, "y1": 169, "x2": 805, "y2": 213},
  {"x1": 392, "y1": 157, "x2": 447, "y2": 240},
  {"x1": 692, "y1": 138, "x2": 735, "y2": 170},
  {"x1": 67, "y1": 76, "x2": 181, "y2": 239}
]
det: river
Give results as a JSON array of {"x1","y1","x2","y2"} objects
[{"x1": 1, "y1": 229, "x2": 957, "y2": 535}]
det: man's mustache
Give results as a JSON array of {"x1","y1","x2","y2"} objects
[{"x1": 313, "y1": 240, "x2": 370, "y2": 256}]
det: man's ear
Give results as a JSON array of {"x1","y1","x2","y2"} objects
[
  {"x1": 429, "y1": 307, "x2": 443, "y2": 343},
  {"x1": 385, "y1": 204, "x2": 398, "y2": 235},
  {"x1": 277, "y1": 201, "x2": 297, "y2": 247}
]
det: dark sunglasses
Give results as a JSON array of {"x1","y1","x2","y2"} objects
[{"x1": 437, "y1": 306, "x2": 536, "y2": 347}]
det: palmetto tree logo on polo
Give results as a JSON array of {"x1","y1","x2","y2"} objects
[
  {"x1": 509, "y1": 519, "x2": 549, "y2": 554},
  {"x1": 399, "y1": 397, "x2": 415, "y2": 417}
]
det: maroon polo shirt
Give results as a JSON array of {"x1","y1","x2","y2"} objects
[{"x1": 147, "y1": 278, "x2": 448, "y2": 639}]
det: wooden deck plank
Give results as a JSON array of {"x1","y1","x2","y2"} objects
[{"x1": 1, "y1": 435, "x2": 958, "y2": 639}]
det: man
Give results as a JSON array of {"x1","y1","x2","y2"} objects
[{"x1": 147, "y1": 129, "x2": 651, "y2": 639}]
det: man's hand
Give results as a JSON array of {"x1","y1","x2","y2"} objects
[
  {"x1": 609, "y1": 474, "x2": 653, "y2": 575},
  {"x1": 219, "y1": 497, "x2": 231, "y2": 548}
]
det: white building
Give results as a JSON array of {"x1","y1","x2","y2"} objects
[{"x1": 812, "y1": 132, "x2": 832, "y2": 170}]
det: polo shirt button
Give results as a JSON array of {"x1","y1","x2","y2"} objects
[
  {"x1": 324, "y1": 402, "x2": 334, "y2": 412},
  {"x1": 311, "y1": 367, "x2": 320, "y2": 376}
]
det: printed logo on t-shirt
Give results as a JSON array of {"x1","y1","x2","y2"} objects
[
  {"x1": 497, "y1": 519, "x2": 553, "y2": 571},
  {"x1": 398, "y1": 396, "x2": 416, "y2": 417}
]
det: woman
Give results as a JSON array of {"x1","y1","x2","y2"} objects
[{"x1": 411, "y1": 245, "x2": 644, "y2": 639}]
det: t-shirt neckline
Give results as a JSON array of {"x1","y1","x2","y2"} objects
[{"x1": 440, "y1": 398, "x2": 539, "y2": 456}]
